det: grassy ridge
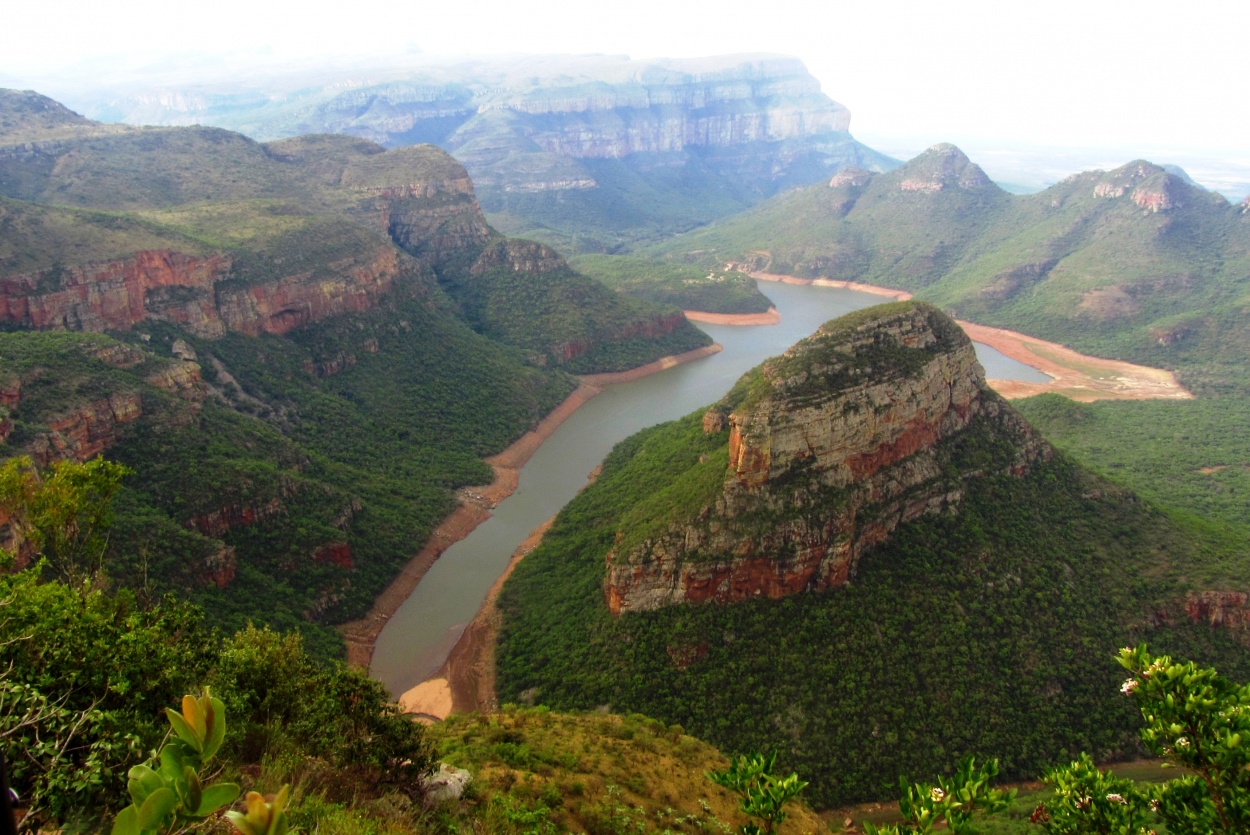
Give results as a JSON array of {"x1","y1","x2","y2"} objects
[{"x1": 569, "y1": 254, "x2": 773, "y2": 315}]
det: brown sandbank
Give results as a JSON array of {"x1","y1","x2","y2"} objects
[
  {"x1": 683, "y1": 307, "x2": 780, "y2": 326},
  {"x1": 958, "y1": 320, "x2": 1192, "y2": 402}
]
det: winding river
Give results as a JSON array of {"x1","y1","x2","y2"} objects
[{"x1": 370, "y1": 281, "x2": 1050, "y2": 696}]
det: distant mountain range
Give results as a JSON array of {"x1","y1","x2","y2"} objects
[
  {"x1": 654, "y1": 143, "x2": 1250, "y2": 394},
  {"x1": 48, "y1": 53, "x2": 896, "y2": 250}
]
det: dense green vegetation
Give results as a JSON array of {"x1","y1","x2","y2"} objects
[
  {"x1": 568, "y1": 254, "x2": 774, "y2": 315},
  {"x1": 0, "y1": 570, "x2": 435, "y2": 831},
  {"x1": 0, "y1": 297, "x2": 576, "y2": 657},
  {"x1": 496, "y1": 406, "x2": 1250, "y2": 809},
  {"x1": 1016, "y1": 395, "x2": 1250, "y2": 580},
  {"x1": 0, "y1": 90, "x2": 721, "y2": 659},
  {"x1": 436, "y1": 244, "x2": 711, "y2": 371}
]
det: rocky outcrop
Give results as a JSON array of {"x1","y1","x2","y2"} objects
[
  {"x1": 1093, "y1": 161, "x2": 1188, "y2": 213},
  {"x1": 896, "y1": 144, "x2": 993, "y2": 194},
  {"x1": 1185, "y1": 591, "x2": 1250, "y2": 633},
  {"x1": 189, "y1": 496, "x2": 286, "y2": 539},
  {"x1": 26, "y1": 392, "x2": 144, "y2": 465},
  {"x1": 0, "y1": 246, "x2": 428, "y2": 339},
  {"x1": 604, "y1": 303, "x2": 1052, "y2": 614}
]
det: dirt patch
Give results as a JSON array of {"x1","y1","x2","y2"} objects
[
  {"x1": 684, "y1": 307, "x2": 780, "y2": 326},
  {"x1": 1200, "y1": 466, "x2": 1229, "y2": 475},
  {"x1": 399, "y1": 678, "x2": 453, "y2": 720}
]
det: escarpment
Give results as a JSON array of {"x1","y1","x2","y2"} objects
[{"x1": 604, "y1": 302, "x2": 1052, "y2": 614}]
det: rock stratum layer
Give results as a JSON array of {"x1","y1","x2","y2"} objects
[{"x1": 605, "y1": 302, "x2": 1052, "y2": 614}]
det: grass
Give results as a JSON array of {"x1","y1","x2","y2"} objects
[{"x1": 568, "y1": 254, "x2": 774, "y2": 314}]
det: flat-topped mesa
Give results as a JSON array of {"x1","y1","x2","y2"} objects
[{"x1": 604, "y1": 302, "x2": 1052, "y2": 615}]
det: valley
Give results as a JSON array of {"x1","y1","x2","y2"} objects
[{"x1": 3, "y1": 52, "x2": 1250, "y2": 834}]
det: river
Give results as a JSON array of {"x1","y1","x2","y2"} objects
[{"x1": 370, "y1": 280, "x2": 1051, "y2": 696}]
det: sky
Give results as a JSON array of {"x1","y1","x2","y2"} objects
[{"x1": 4, "y1": 0, "x2": 1248, "y2": 190}]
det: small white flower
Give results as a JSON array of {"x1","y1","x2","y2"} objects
[
  {"x1": 1150, "y1": 799, "x2": 1161, "y2": 812},
  {"x1": 1176, "y1": 737, "x2": 1190, "y2": 749},
  {"x1": 930, "y1": 787, "x2": 946, "y2": 802},
  {"x1": 1121, "y1": 678, "x2": 1139, "y2": 695},
  {"x1": 1106, "y1": 793, "x2": 1127, "y2": 804}
]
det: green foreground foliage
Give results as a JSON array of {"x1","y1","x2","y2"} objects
[
  {"x1": 111, "y1": 690, "x2": 241, "y2": 835},
  {"x1": 1035, "y1": 645, "x2": 1250, "y2": 834},
  {"x1": 707, "y1": 752, "x2": 808, "y2": 835},
  {"x1": 0, "y1": 563, "x2": 433, "y2": 830}
]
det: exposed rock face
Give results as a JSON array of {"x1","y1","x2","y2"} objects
[
  {"x1": 65, "y1": 54, "x2": 892, "y2": 199},
  {"x1": 0, "y1": 246, "x2": 429, "y2": 339},
  {"x1": 1093, "y1": 161, "x2": 1186, "y2": 213},
  {"x1": 1185, "y1": 591, "x2": 1250, "y2": 633},
  {"x1": 27, "y1": 393, "x2": 144, "y2": 465},
  {"x1": 605, "y1": 303, "x2": 1052, "y2": 614},
  {"x1": 897, "y1": 144, "x2": 993, "y2": 194}
]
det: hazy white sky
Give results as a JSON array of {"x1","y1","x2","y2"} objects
[{"x1": 4, "y1": 0, "x2": 1247, "y2": 161}]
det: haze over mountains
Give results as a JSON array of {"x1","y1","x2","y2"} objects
[{"x1": 43, "y1": 54, "x2": 895, "y2": 250}]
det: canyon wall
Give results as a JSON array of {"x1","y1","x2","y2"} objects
[{"x1": 605, "y1": 303, "x2": 1052, "y2": 614}]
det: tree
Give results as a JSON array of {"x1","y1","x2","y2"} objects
[
  {"x1": 0, "y1": 456, "x2": 130, "y2": 584},
  {"x1": 707, "y1": 752, "x2": 808, "y2": 835},
  {"x1": 1034, "y1": 645, "x2": 1250, "y2": 834},
  {"x1": 864, "y1": 756, "x2": 1015, "y2": 835}
]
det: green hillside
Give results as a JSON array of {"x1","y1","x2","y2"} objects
[
  {"x1": 0, "y1": 89, "x2": 709, "y2": 657},
  {"x1": 568, "y1": 254, "x2": 774, "y2": 315},
  {"x1": 494, "y1": 310, "x2": 1250, "y2": 809},
  {"x1": 653, "y1": 145, "x2": 1250, "y2": 393}
]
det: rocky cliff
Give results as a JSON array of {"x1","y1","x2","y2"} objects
[
  {"x1": 604, "y1": 302, "x2": 1052, "y2": 614},
  {"x1": 0, "y1": 245, "x2": 431, "y2": 338}
]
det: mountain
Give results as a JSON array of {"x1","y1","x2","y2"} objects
[
  {"x1": 495, "y1": 301, "x2": 1248, "y2": 807},
  {"x1": 604, "y1": 302, "x2": 1050, "y2": 613},
  {"x1": 54, "y1": 54, "x2": 897, "y2": 250},
  {"x1": 654, "y1": 144, "x2": 1250, "y2": 394},
  {"x1": 0, "y1": 89, "x2": 709, "y2": 655}
]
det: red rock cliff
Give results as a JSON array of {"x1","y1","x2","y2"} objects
[
  {"x1": 604, "y1": 303, "x2": 1052, "y2": 615},
  {"x1": 0, "y1": 246, "x2": 428, "y2": 339}
]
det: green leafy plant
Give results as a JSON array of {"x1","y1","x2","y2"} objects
[
  {"x1": 0, "y1": 455, "x2": 131, "y2": 585},
  {"x1": 1032, "y1": 753, "x2": 1152, "y2": 834},
  {"x1": 111, "y1": 689, "x2": 240, "y2": 835},
  {"x1": 706, "y1": 752, "x2": 807, "y2": 835},
  {"x1": 1034, "y1": 645, "x2": 1250, "y2": 834},
  {"x1": 864, "y1": 755, "x2": 1015, "y2": 834},
  {"x1": 226, "y1": 786, "x2": 291, "y2": 835}
]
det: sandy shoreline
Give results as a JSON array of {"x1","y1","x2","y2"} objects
[
  {"x1": 338, "y1": 342, "x2": 722, "y2": 673},
  {"x1": 683, "y1": 307, "x2": 780, "y2": 326},
  {"x1": 957, "y1": 320, "x2": 1191, "y2": 402},
  {"x1": 749, "y1": 271, "x2": 913, "y2": 301}
]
